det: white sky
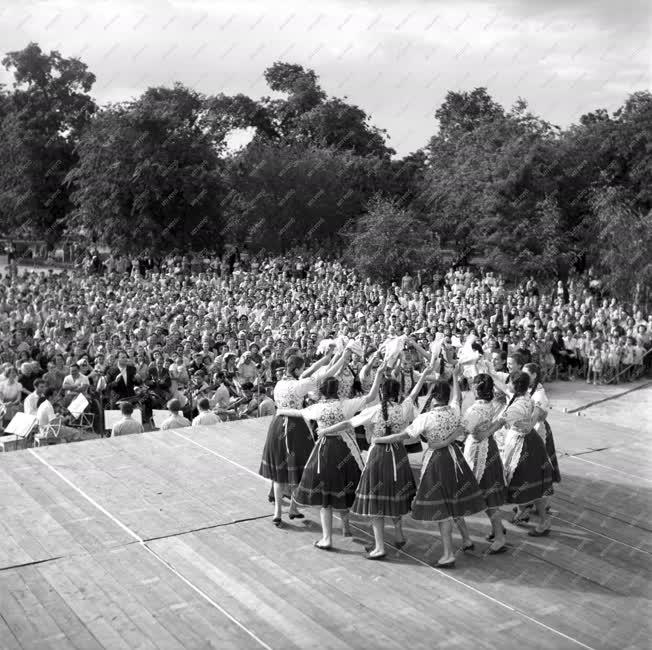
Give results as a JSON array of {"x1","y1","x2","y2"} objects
[{"x1": 0, "y1": 0, "x2": 650, "y2": 155}]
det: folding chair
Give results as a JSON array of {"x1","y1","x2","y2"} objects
[
  {"x1": 34, "y1": 421, "x2": 62, "y2": 447},
  {"x1": 69, "y1": 412, "x2": 98, "y2": 440}
]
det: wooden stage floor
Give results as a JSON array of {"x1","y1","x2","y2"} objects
[{"x1": 0, "y1": 409, "x2": 650, "y2": 650}]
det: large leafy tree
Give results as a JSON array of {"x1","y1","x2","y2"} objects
[
  {"x1": 0, "y1": 42, "x2": 96, "y2": 242},
  {"x1": 420, "y1": 92, "x2": 579, "y2": 276},
  {"x1": 344, "y1": 195, "x2": 441, "y2": 283},
  {"x1": 66, "y1": 84, "x2": 226, "y2": 254},
  {"x1": 222, "y1": 141, "x2": 382, "y2": 252},
  {"x1": 590, "y1": 187, "x2": 652, "y2": 304}
]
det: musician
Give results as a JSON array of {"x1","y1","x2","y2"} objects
[{"x1": 110, "y1": 358, "x2": 141, "y2": 401}]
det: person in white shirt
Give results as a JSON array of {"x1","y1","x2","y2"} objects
[
  {"x1": 160, "y1": 399, "x2": 191, "y2": 430},
  {"x1": 62, "y1": 363, "x2": 90, "y2": 404},
  {"x1": 24, "y1": 379, "x2": 46, "y2": 416},
  {"x1": 192, "y1": 397, "x2": 221, "y2": 425},
  {"x1": 111, "y1": 402, "x2": 145, "y2": 437},
  {"x1": 36, "y1": 388, "x2": 83, "y2": 443}
]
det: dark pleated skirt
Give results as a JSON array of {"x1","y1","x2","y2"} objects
[
  {"x1": 506, "y1": 430, "x2": 555, "y2": 504},
  {"x1": 477, "y1": 436, "x2": 506, "y2": 509},
  {"x1": 404, "y1": 440, "x2": 423, "y2": 454},
  {"x1": 354, "y1": 425, "x2": 369, "y2": 451},
  {"x1": 544, "y1": 420, "x2": 562, "y2": 483},
  {"x1": 412, "y1": 444, "x2": 486, "y2": 522},
  {"x1": 295, "y1": 436, "x2": 362, "y2": 510},
  {"x1": 351, "y1": 443, "x2": 417, "y2": 517},
  {"x1": 259, "y1": 415, "x2": 315, "y2": 486}
]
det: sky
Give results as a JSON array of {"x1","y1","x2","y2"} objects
[{"x1": 0, "y1": 0, "x2": 650, "y2": 156}]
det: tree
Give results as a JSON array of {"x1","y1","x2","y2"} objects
[
  {"x1": 295, "y1": 98, "x2": 394, "y2": 158},
  {"x1": 222, "y1": 141, "x2": 379, "y2": 253},
  {"x1": 344, "y1": 195, "x2": 440, "y2": 283},
  {"x1": 590, "y1": 187, "x2": 652, "y2": 304},
  {"x1": 433, "y1": 87, "x2": 504, "y2": 143},
  {"x1": 66, "y1": 84, "x2": 226, "y2": 254},
  {"x1": 0, "y1": 43, "x2": 96, "y2": 242}
]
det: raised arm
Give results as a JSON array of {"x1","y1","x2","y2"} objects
[
  {"x1": 359, "y1": 351, "x2": 379, "y2": 382},
  {"x1": 321, "y1": 349, "x2": 351, "y2": 380},
  {"x1": 409, "y1": 355, "x2": 437, "y2": 402},
  {"x1": 359, "y1": 363, "x2": 386, "y2": 408},
  {"x1": 300, "y1": 349, "x2": 334, "y2": 379},
  {"x1": 450, "y1": 365, "x2": 462, "y2": 407},
  {"x1": 407, "y1": 338, "x2": 430, "y2": 363}
]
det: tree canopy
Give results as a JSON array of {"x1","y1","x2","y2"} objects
[{"x1": 0, "y1": 42, "x2": 649, "y2": 302}]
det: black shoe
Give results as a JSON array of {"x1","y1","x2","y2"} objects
[
  {"x1": 462, "y1": 543, "x2": 475, "y2": 552},
  {"x1": 487, "y1": 544, "x2": 508, "y2": 555},
  {"x1": 289, "y1": 513, "x2": 304, "y2": 520},
  {"x1": 272, "y1": 517, "x2": 282, "y2": 527},
  {"x1": 486, "y1": 527, "x2": 506, "y2": 542},
  {"x1": 435, "y1": 559, "x2": 456, "y2": 569}
]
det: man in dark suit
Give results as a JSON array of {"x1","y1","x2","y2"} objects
[{"x1": 110, "y1": 358, "x2": 141, "y2": 401}]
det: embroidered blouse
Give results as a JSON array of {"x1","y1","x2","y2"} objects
[
  {"x1": 461, "y1": 400, "x2": 499, "y2": 439},
  {"x1": 300, "y1": 397, "x2": 366, "y2": 429},
  {"x1": 350, "y1": 399, "x2": 417, "y2": 441},
  {"x1": 404, "y1": 404, "x2": 461, "y2": 444},
  {"x1": 503, "y1": 395, "x2": 534, "y2": 435},
  {"x1": 273, "y1": 368, "x2": 329, "y2": 409}
]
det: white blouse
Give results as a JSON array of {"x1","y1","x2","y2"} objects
[
  {"x1": 273, "y1": 368, "x2": 329, "y2": 409},
  {"x1": 404, "y1": 404, "x2": 461, "y2": 444},
  {"x1": 350, "y1": 398, "x2": 417, "y2": 441}
]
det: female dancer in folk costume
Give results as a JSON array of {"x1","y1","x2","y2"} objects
[
  {"x1": 391, "y1": 337, "x2": 438, "y2": 455},
  {"x1": 497, "y1": 371, "x2": 554, "y2": 536},
  {"x1": 523, "y1": 363, "x2": 561, "y2": 484},
  {"x1": 374, "y1": 369, "x2": 486, "y2": 569},
  {"x1": 337, "y1": 344, "x2": 370, "y2": 454},
  {"x1": 460, "y1": 374, "x2": 509, "y2": 554},
  {"x1": 276, "y1": 366, "x2": 385, "y2": 550},
  {"x1": 320, "y1": 356, "x2": 438, "y2": 559},
  {"x1": 259, "y1": 350, "x2": 348, "y2": 526},
  {"x1": 489, "y1": 351, "x2": 525, "y2": 450},
  {"x1": 492, "y1": 361, "x2": 557, "y2": 523}
]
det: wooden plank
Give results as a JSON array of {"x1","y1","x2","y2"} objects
[
  {"x1": 151, "y1": 519, "x2": 566, "y2": 650},
  {"x1": 182, "y1": 418, "x2": 652, "y2": 650},
  {"x1": 0, "y1": 613, "x2": 22, "y2": 650},
  {"x1": 34, "y1": 431, "x2": 270, "y2": 541},
  {"x1": 0, "y1": 452, "x2": 131, "y2": 569}
]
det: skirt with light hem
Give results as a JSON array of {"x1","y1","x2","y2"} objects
[
  {"x1": 543, "y1": 420, "x2": 561, "y2": 483},
  {"x1": 411, "y1": 444, "x2": 486, "y2": 522},
  {"x1": 259, "y1": 415, "x2": 315, "y2": 487},
  {"x1": 474, "y1": 436, "x2": 506, "y2": 509},
  {"x1": 351, "y1": 443, "x2": 417, "y2": 517},
  {"x1": 295, "y1": 436, "x2": 362, "y2": 510},
  {"x1": 506, "y1": 430, "x2": 554, "y2": 504}
]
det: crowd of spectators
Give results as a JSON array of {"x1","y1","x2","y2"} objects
[{"x1": 0, "y1": 247, "x2": 649, "y2": 441}]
